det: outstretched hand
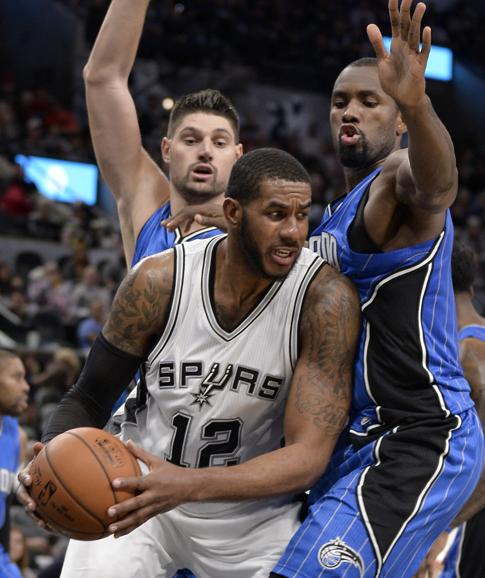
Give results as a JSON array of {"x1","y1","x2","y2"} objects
[
  {"x1": 367, "y1": 0, "x2": 431, "y2": 108},
  {"x1": 106, "y1": 440, "x2": 196, "y2": 538}
]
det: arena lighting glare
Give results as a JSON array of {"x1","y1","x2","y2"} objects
[
  {"x1": 14, "y1": 154, "x2": 99, "y2": 206},
  {"x1": 162, "y1": 97, "x2": 175, "y2": 111},
  {"x1": 383, "y1": 36, "x2": 453, "y2": 82}
]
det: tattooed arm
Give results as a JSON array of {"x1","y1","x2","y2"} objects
[
  {"x1": 105, "y1": 264, "x2": 361, "y2": 536},
  {"x1": 102, "y1": 251, "x2": 174, "y2": 355},
  {"x1": 40, "y1": 252, "x2": 174, "y2": 441},
  {"x1": 190, "y1": 264, "x2": 360, "y2": 498}
]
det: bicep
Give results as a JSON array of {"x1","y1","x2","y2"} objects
[
  {"x1": 86, "y1": 82, "x2": 170, "y2": 237},
  {"x1": 284, "y1": 270, "x2": 360, "y2": 452},
  {"x1": 103, "y1": 254, "x2": 174, "y2": 357}
]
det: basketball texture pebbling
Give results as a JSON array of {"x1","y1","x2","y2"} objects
[{"x1": 28, "y1": 427, "x2": 141, "y2": 540}]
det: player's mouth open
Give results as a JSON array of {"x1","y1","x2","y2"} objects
[
  {"x1": 192, "y1": 164, "x2": 214, "y2": 179},
  {"x1": 339, "y1": 124, "x2": 361, "y2": 146},
  {"x1": 271, "y1": 247, "x2": 298, "y2": 266}
]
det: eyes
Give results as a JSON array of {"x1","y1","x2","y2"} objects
[
  {"x1": 182, "y1": 136, "x2": 229, "y2": 148},
  {"x1": 267, "y1": 210, "x2": 309, "y2": 221},
  {"x1": 333, "y1": 98, "x2": 379, "y2": 109}
]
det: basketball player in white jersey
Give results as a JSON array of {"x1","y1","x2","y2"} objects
[{"x1": 19, "y1": 148, "x2": 361, "y2": 578}]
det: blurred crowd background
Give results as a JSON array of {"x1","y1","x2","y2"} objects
[{"x1": 1, "y1": 0, "x2": 485, "y2": 575}]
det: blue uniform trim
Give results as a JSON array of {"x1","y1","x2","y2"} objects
[
  {"x1": 458, "y1": 325, "x2": 485, "y2": 342},
  {"x1": 132, "y1": 202, "x2": 221, "y2": 267}
]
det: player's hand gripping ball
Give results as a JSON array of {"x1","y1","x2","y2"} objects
[{"x1": 28, "y1": 427, "x2": 141, "y2": 540}]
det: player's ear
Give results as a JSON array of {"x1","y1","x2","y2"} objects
[
  {"x1": 396, "y1": 113, "x2": 407, "y2": 136},
  {"x1": 235, "y1": 143, "x2": 243, "y2": 159},
  {"x1": 223, "y1": 198, "x2": 242, "y2": 228},
  {"x1": 161, "y1": 137, "x2": 171, "y2": 164}
]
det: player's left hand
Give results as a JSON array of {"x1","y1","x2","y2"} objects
[
  {"x1": 106, "y1": 440, "x2": 196, "y2": 537},
  {"x1": 367, "y1": 0, "x2": 431, "y2": 108},
  {"x1": 413, "y1": 530, "x2": 448, "y2": 578}
]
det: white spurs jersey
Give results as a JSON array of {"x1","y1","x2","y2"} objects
[{"x1": 126, "y1": 236, "x2": 324, "y2": 512}]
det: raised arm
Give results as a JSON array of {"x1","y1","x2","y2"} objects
[
  {"x1": 367, "y1": 0, "x2": 457, "y2": 215},
  {"x1": 83, "y1": 0, "x2": 170, "y2": 265},
  {"x1": 104, "y1": 266, "x2": 361, "y2": 536}
]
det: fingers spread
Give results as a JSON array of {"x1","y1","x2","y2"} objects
[
  {"x1": 399, "y1": 0, "x2": 413, "y2": 41},
  {"x1": 388, "y1": 0, "x2": 400, "y2": 37},
  {"x1": 420, "y1": 26, "x2": 432, "y2": 60},
  {"x1": 367, "y1": 24, "x2": 387, "y2": 60},
  {"x1": 409, "y1": 2, "x2": 426, "y2": 52}
]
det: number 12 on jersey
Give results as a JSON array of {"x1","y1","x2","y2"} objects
[{"x1": 165, "y1": 412, "x2": 242, "y2": 468}]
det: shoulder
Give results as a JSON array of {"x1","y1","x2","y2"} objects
[
  {"x1": 370, "y1": 149, "x2": 407, "y2": 196},
  {"x1": 302, "y1": 264, "x2": 360, "y2": 321},
  {"x1": 126, "y1": 248, "x2": 176, "y2": 295}
]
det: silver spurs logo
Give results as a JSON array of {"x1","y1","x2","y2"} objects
[
  {"x1": 318, "y1": 538, "x2": 364, "y2": 575},
  {"x1": 191, "y1": 363, "x2": 233, "y2": 408}
]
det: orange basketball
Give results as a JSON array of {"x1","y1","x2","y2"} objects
[{"x1": 28, "y1": 427, "x2": 141, "y2": 541}]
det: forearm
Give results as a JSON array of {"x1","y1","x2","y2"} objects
[
  {"x1": 185, "y1": 443, "x2": 328, "y2": 502},
  {"x1": 401, "y1": 95, "x2": 457, "y2": 202},
  {"x1": 42, "y1": 334, "x2": 143, "y2": 443},
  {"x1": 84, "y1": 0, "x2": 151, "y2": 83}
]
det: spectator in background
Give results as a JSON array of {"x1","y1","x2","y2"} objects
[
  {"x1": 30, "y1": 348, "x2": 81, "y2": 412},
  {"x1": 69, "y1": 265, "x2": 110, "y2": 320},
  {"x1": 77, "y1": 299, "x2": 107, "y2": 354},
  {"x1": 9, "y1": 526, "x2": 37, "y2": 578},
  {"x1": 27, "y1": 262, "x2": 73, "y2": 320}
]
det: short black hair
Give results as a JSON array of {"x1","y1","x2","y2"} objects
[
  {"x1": 452, "y1": 241, "x2": 478, "y2": 293},
  {"x1": 226, "y1": 148, "x2": 310, "y2": 204},
  {"x1": 167, "y1": 89, "x2": 240, "y2": 141}
]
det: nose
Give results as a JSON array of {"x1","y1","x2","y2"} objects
[
  {"x1": 280, "y1": 215, "x2": 302, "y2": 243},
  {"x1": 22, "y1": 378, "x2": 30, "y2": 395},
  {"x1": 198, "y1": 138, "x2": 214, "y2": 162},
  {"x1": 342, "y1": 103, "x2": 360, "y2": 123}
]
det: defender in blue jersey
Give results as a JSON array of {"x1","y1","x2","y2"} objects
[
  {"x1": 0, "y1": 351, "x2": 29, "y2": 578},
  {"x1": 84, "y1": 0, "x2": 242, "y2": 269},
  {"x1": 420, "y1": 242, "x2": 485, "y2": 578},
  {"x1": 272, "y1": 2, "x2": 483, "y2": 577}
]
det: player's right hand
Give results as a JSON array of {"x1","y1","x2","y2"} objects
[
  {"x1": 162, "y1": 203, "x2": 226, "y2": 233},
  {"x1": 17, "y1": 441, "x2": 51, "y2": 530}
]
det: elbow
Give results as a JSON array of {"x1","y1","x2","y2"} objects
[
  {"x1": 415, "y1": 172, "x2": 458, "y2": 213},
  {"x1": 83, "y1": 61, "x2": 124, "y2": 88},
  {"x1": 294, "y1": 448, "x2": 329, "y2": 491},
  {"x1": 83, "y1": 61, "x2": 99, "y2": 85}
]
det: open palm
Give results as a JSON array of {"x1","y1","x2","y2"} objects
[{"x1": 367, "y1": 0, "x2": 431, "y2": 107}]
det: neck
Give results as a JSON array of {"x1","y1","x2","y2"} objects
[
  {"x1": 216, "y1": 238, "x2": 272, "y2": 303},
  {"x1": 455, "y1": 292, "x2": 485, "y2": 329},
  {"x1": 169, "y1": 185, "x2": 224, "y2": 233},
  {"x1": 343, "y1": 158, "x2": 387, "y2": 193}
]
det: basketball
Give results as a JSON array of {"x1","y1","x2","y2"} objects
[{"x1": 28, "y1": 427, "x2": 141, "y2": 541}]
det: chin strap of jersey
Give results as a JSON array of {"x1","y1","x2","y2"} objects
[{"x1": 42, "y1": 333, "x2": 144, "y2": 444}]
